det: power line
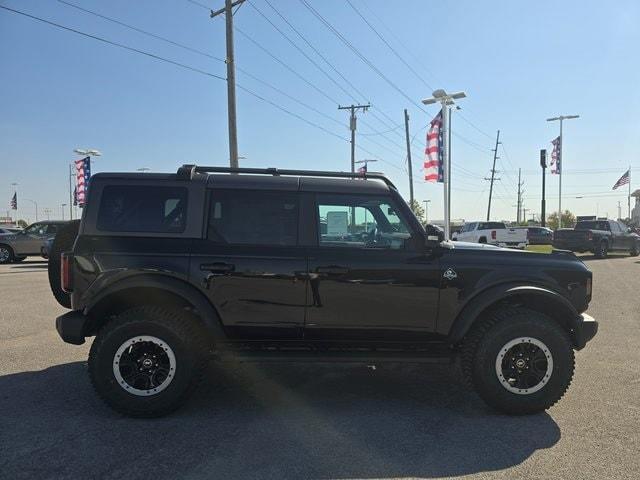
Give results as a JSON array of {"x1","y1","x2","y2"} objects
[
  {"x1": 298, "y1": 0, "x2": 429, "y2": 114},
  {"x1": 185, "y1": 0, "x2": 213, "y2": 10},
  {"x1": 0, "y1": 5, "x2": 227, "y2": 80},
  {"x1": 345, "y1": 0, "x2": 434, "y2": 91}
]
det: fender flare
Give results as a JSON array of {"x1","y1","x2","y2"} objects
[
  {"x1": 84, "y1": 273, "x2": 226, "y2": 340},
  {"x1": 447, "y1": 282, "x2": 579, "y2": 345}
]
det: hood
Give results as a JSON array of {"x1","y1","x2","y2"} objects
[{"x1": 449, "y1": 241, "x2": 504, "y2": 251}]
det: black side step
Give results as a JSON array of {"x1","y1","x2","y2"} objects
[{"x1": 214, "y1": 350, "x2": 453, "y2": 364}]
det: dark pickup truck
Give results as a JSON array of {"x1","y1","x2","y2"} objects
[{"x1": 553, "y1": 220, "x2": 640, "y2": 258}]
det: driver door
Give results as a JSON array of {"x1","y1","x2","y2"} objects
[{"x1": 304, "y1": 193, "x2": 441, "y2": 342}]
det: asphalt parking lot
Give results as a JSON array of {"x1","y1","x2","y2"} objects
[{"x1": 1, "y1": 255, "x2": 639, "y2": 480}]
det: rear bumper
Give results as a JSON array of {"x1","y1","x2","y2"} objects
[
  {"x1": 495, "y1": 242, "x2": 527, "y2": 249},
  {"x1": 553, "y1": 241, "x2": 593, "y2": 252},
  {"x1": 56, "y1": 310, "x2": 87, "y2": 345},
  {"x1": 573, "y1": 313, "x2": 598, "y2": 350}
]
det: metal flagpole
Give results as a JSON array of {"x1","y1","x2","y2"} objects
[
  {"x1": 629, "y1": 165, "x2": 632, "y2": 219},
  {"x1": 559, "y1": 118, "x2": 563, "y2": 228},
  {"x1": 441, "y1": 105, "x2": 450, "y2": 240}
]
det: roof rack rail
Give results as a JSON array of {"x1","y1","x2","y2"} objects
[{"x1": 176, "y1": 164, "x2": 397, "y2": 189}]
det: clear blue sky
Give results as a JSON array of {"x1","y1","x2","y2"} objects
[{"x1": 1, "y1": 0, "x2": 639, "y2": 223}]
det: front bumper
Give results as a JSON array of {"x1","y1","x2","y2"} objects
[
  {"x1": 56, "y1": 310, "x2": 87, "y2": 345},
  {"x1": 573, "y1": 313, "x2": 598, "y2": 350}
]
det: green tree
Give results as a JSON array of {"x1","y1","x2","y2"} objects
[
  {"x1": 409, "y1": 200, "x2": 425, "y2": 222},
  {"x1": 547, "y1": 210, "x2": 576, "y2": 230}
]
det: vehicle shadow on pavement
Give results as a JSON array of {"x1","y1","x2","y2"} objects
[{"x1": 0, "y1": 361, "x2": 561, "y2": 480}]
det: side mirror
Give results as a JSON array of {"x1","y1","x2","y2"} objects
[{"x1": 425, "y1": 225, "x2": 444, "y2": 247}]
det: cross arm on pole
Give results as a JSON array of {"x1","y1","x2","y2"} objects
[{"x1": 210, "y1": 0, "x2": 245, "y2": 18}]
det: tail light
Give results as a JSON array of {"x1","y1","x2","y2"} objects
[
  {"x1": 526, "y1": 229, "x2": 531, "y2": 239},
  {"x1": 61, "y1": 252, "x2": 73, "y2": 293},
  {"x1": 586, "y1": 231, "x2": 593, "y2": 240},
  {"x1": 491, "y1": 230, "x2": 496, "y2": 240}
]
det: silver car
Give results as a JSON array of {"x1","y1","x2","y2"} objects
[{"x1": 0, "y1": 221, "x2": 68, "y2": 264}]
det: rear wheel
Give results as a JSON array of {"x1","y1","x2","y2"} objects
[
  {"x1": 48, "y1": 220, "x2": 80, "y2": 308},
  {"x1": 462, "y1": 307, "x2": 574, "y2": 415},
  {"x1": 88, "y1": 306, "x2": 208, "y2": 417},
  {"x1": 0, "y1": 245, "x2": 14, "y2": 264},
  {"x1": 594, "y1": 241, "x2": 608, "y2": 258},
  {"x1": 630, "y1": 242, "x2": 639, "y2": 256}
]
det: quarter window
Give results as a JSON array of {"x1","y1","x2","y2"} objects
[
  {"x1": 97, "y1": 185, "x2": 188, "y2": 233},
  {"x1": 208, "y1": 190, "x2": 298, "y2": 246},
  {"x1": 316, "y1": 195, "x2": 413, "y2": 249}
]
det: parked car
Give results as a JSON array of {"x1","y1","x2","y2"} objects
[
  {"x1": 452, "y1": 221, "x2": 528, "y2": 249},
  {"x1": 553, "y1": 220, "x2": 640, "y2": 258},
  {"x1": 0, "y1": 221, "x2": 68, "y2": 264},
  {"x1": 53, "y1": 165, "x2": 597, "y2": 417},
  {"x1": 515, "y1": 226, "x2": 554, "y2": 245},
  {"x1": 0, "y1": 227, "x2": 22, "y2": 234}
]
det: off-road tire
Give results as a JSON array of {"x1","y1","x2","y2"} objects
[
  {"x1": 88, "y1": 306, "x2": 208, "y2": 418},
  {"x1": 0, "y1": 244, "x2": 14, "y2": 264},
  {"x1": 462, "y1": 307, "x2": 574, "y2": 415},
  {"x1": 594, "y1": 240, "x2": 608, "y2": 259},
  {"x1": 47, "y1": 220, "x2": 80, "y2": 308}
]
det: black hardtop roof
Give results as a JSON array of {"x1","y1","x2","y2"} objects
[{"x1": 91, "y1": 166, "x2": 395, "y2": 194}]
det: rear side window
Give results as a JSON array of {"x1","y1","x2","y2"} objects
[
  {"x1": 478, "y1": 222, "x2": 506, "y2": 230},
  {"x1": 97, "y1": 185, "x2": 188, "y2": 233},
  {"x1": 208, "y1": 190, "x2": 298, "y2": 246}
]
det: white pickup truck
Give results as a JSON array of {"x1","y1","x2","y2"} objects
[{"x1": 452, "y1": 221, "x2": 528, "y2": 249}]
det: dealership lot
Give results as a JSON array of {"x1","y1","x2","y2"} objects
[{"x1": 1, "y1": 255, "x2": 639, "y2": 480}]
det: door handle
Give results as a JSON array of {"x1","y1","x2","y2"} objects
[
  {"x1": 200, "y1": 262, "x2": 235, "y2": 274},
  {"x1": 316, "y1": 266, "x2": 349, "y2": 275}
]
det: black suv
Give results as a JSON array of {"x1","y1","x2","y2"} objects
[{"x1": 53, "y1": 165, "x2": 598, "y2": 417}]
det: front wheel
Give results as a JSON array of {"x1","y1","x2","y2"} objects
[
  {"x1": 89, "y1": 306, "x2": 208, "y2": 417},
  {"x1": 630, "y1": 243, "x2": 639, "y2": 256},
  {"x1": 462, "y1": 307, "x2": 575, "y2": 415}
]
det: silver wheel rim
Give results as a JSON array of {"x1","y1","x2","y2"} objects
[
  {"x1": 113, "y1": 335, "x2": 176, "y2": 397},
  {"x1": 0, "y1": 247, "x2": 9, "y2": 262},
  {"x1": 495, "y1": 337, "x2": 553, "y2": 395}
]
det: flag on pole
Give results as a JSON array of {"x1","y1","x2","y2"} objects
[
  {"x1": 10, "y1": 192, "x2": 17, "y2": 210},
  {"x1": 550, "y1": 136, "x2": 561, "y2": 174},
  {"x1": 75, "y1": 156, "x2": 91, "y2": 207},
  {"x1": 424, "y1": 109, "x2": 444, "y2": 183},
  {"x1": 612, "y1": 170, "x2": 630, "y2": 190}
]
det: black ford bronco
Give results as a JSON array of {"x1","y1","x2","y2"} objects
[{"x1": 52, "y1": 165, "x2": 598, "y2": 417}]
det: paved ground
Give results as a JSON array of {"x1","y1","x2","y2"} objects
[{"x1": 1, "y1": 254, "x2": 639, "y2": 480}]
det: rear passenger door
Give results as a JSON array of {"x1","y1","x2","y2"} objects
[{"x1": 190, "y1": 189, "x2": 307, "y2": 340}]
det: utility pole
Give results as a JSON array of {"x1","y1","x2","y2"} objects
[
  {"x1": 339, "y1": 103, "x2": 370, "y2": 229},
  {"x1": 540, "y1": 149, "x2": 547, "y2": 227},
  {"x1": 339, "y1": 103, "x2": 370, "y2": 174},
  {"x1": 404, "y1": 109, "x2": 414, "y2": 207},
  {"x1": 486, "y1": 130, "x2": 501, "y2": 221},
  {"x1": 211, "y1": 0, "x2": 246, "y2": 168},
  {"x1": 628, "y1": 165, "x2": 632, "y2": 219},
  {"x1": 516, "y1": 168, "x2": 524, "y2": 223},
  {"x1": 522, "y1": 207, "x2": 530, "y2": 224},
  {"x1": 547, "y1": 114, "x2": 579, "y2": 228}
]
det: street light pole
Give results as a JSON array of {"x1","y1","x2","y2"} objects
[
  {"x1": 546, "y1": 115, "x2": 579, "y2": 228},
  {"x1": 422, "y1": 89, "x2": 466, "y2": 240},
  {"x1": 24, "y1": 199, "x2": 38, "y2": 222}
]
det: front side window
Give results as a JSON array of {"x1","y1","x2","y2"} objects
[
  {"x1": 97, "y1": 185, "x2": 188, "y2": 233},
  {"x1": 24, "y1": 223, "x2": 45, "y2": 235},
  {"x1": 208, "y1": 190, "x2": 298, "y2": 246},
  {"x1": 317, "y1": 195, "x2": 413, "y2": 249}
]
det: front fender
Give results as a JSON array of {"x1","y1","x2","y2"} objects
[{"x1": 447, "y1": 282, "x2": 580, "y2": 345}]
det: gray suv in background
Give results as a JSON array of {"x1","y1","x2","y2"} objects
[{"x1": 0, "y1": 221, "x2": 68, "y2": 264}]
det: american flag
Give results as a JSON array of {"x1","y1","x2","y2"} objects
[
  {"x1": 550, "y1": 136, "x2": 561, "y2": 174},
  {"x1": 10, "y1": 192, "x2": 17, "y2": 210},
  {"x1": 424, "y1": 109, "x2": 444, "y2": 183},
  {"x1": 75, "y1": 156, "x2": 91, "y2": 207},
  {"x1": 612, "y1": 170, "x2": 630, "y2": 190}
]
